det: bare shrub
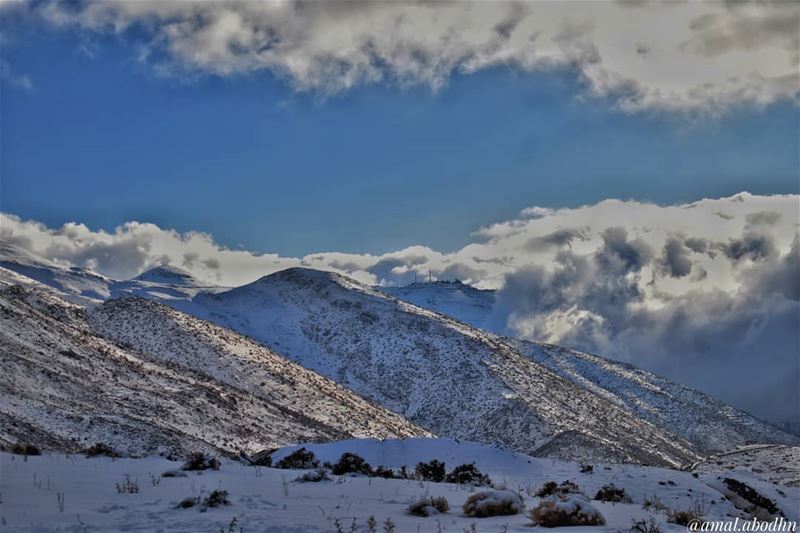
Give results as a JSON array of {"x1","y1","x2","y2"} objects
[
  {"x1": 462, "y1": 490, "x2": 525, "y2": 518},
  {"x1": 176, "y1": 496, "x2": 200, "y2": 509},
  {"x1": 535, "y1": 480, "x2": 581, "y2": 497},
  {"x1": 116, "y1": 475, "x2": 139, "y2": 494},
  {"x1": 415, "y1": 460, "x2": 446, "y2": 482},
  {"x1": 10, "y1": 443, "x2": 40, "y2": 456},
  {"x1": 594, "y1": 483, "x2": 631, "y2": 503},
  {"x1": 275, "y1": 447, "x2": 319, "y2": 469},
  {"x1": 529, "y1": 495, "x2": 606, "y2": 527},
  {"x1": 407, "y1": 494, "x2": 450, "y2": 516},
  {"x1": 181, "y1": 452, "x2": 220, "y2": 471},
  {"x1": 330, "y1": 452, "x2": 371, "y2": 475},
  {"x1": 667, "y1": 498, "x2": 710, "y2": 526},
  {"x1": 630, "y1": 518, "x2": 662, "y2": 533},
  {"x1": 203, "y1": 489, "x2": 230, "y2": 508},
  {"x1": 445, "y1": 463, "x2": 492, "y2": 487},
  {"x1": 84, "y1": 443, "x2": 119, "y2": 458}
]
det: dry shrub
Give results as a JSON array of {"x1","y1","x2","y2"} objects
[
  {"x1": 330, "y1": 452, "x2": 371, "y2": 475},
  {"x1": 415, "y1": 459, "x2": 446, "y2": 482},
  {"x1": 181, "y1": 452, "x2": 220, "y2": 471},
  {"x1": 529, "y1": 495, "x2": 606, "y2": 527},
  {"x1": 407, "y1": 494, "x2": 450, "y2": 517},
  {"x1": 462, "y1": 490, "x2": 525, "y2": 518},
  {"x1": 275, "y1": 447, "x2": 319, "y2": 469},
  {"x1": 594, "y1": 483, "x2": 631, "y2": 503},
  {"x1": 536, "y1": 480, "x2": 581, "y2": 497}
]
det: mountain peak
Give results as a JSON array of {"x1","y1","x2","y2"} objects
[{"x1": 133, "y1": 264, "x2": 201, "y2": 286}]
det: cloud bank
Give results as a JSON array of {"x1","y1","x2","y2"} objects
[
  {"x1": 30, "y1": 0, "x2": 800, "y2": 113},
  {"x1": 2, "y1": 192, "x2": 798, "y2": 427}
]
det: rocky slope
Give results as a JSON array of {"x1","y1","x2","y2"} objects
[{"x1": 0, "y1": 284, "x2": 428, "y2": 456}]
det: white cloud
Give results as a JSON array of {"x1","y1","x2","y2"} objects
[
  {"x1": 2, "y1": 192, "x2": 798, "y2": 425},
  {"x1": 36, "y1": 0, "x2": 799, "y2": 113}
]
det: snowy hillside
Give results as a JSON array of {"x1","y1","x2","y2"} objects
[
  {"x1": 2, "y1": 438, "x2": 797, "y2": 532},
  {"x1": 182, "y1": 268, "x2": 703, "y2": 467},
  {"x1": 0, "y1": 241, "x2": 225, "y2": 305},
  {"x1": 691, "y1": 445, "x2": 800, "y2": 487},
  {"x1": 375, "y1": 281, "x2": 798, "y2": 451},
  {"x1": 2, "y1": 243, "x2": 796, "y2": 467},
  {"x1": 0, "y1": 284, "x2": 427, "y2": 456}
]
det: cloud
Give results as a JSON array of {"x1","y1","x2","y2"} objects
[
  {"x1": 1, "y1": 191, "x2": 798, "y2": 425},
  {"x1": 0, "y1": 59, "x2": 34, "y2": 92},
  {"x1": 32, "y1": 0, "x2": 800, "y2": 113}
]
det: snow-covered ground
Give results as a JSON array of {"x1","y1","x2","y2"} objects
[{"x1": 2, "y1": 439, "x2": 797, "y2": 533}]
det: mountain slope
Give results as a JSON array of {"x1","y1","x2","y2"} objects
[
  {"x1": 3, "y1": 243, "x2": 796, "y2": 465},
  {"x1": 184, "y1": 268, "x2": 705, "y2": 467},
  {"x1": 375, "y1": 279, "x2": 798, "y2": 450},
  {"x1": 0, "y1": 284, "x2": 427, "y2": 456}
]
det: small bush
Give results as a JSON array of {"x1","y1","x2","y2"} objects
[
  {"x1": 176, "y1": 496, "x2": 200, "y2": 509},
  {"x1": 462, "y1": 490, "x2": 525, "y2": 518},
  {"x1": 667, "y1": 498, "x2": 710, "y2": 526},
  {"x1": 203, "y1": 489, "x2": 230, "y2": 508},
  {"x1": 162, "y1": 469, "x2": 188, "y2": 478},
  {"x1": 579, "y1": 463, "x2": 594, "y2": 474},
  {"x1": 116, "y1": 475, "x2": 139, "y2": 494},
  {"x1": 295, "y1": 468, "x2": 330, "y2": 482},
  {"x1": 84, "y1": 443, "x2": 119, "y2": 458},
  {"x1": 415, "y1": 459, "x2": 446, "y2": 482},
  {"x1": 373, "y1": 465, "x2": 400, "y2": 479},
  {"x1": 529, "y1": 495, "x2": 606, "y2": 527},
  {"x1": 275, "y1": 447, "x2": 319, "y2": 469},
  {"x1": 630, "y1": 518, "x2": 662, "y2": 533},
  {"x1": 10, "y1": 443, "x2": 40, "y2": 456},
  {"x1": 330, "y1": 452, "x2": 372, "y2": 476},
  {"x1": 536, "y1": 480, "x2": 581, "y2": 497},
  {"x1": 667, "y1": 506, "x2": 703, "y2": 526},
  {"x1": 181, "y1": 452, "x2": 220, "y2": 471},
  {"x1": 407, "y1": 494, "x2": 450, "y2": 516},
  {"x1": 445, "y1": 463, "x2": 492, "y2": 486},
  {"x1": 594, "y1": 483, "x2": 631, "y2": 503}
]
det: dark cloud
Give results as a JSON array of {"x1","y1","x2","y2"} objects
[
  {"x1": 685, "y1": 237, "x2": 710, "y2": 254},
  {"x1": 746, "y1": 210, "x2": 782, "y2": 227},
  {"x1": 658, "y1": 237, "x2": 693, "y2": 278},
  {"x1": 525, "y1": 227, "x2": 589, "y2": 252},
  {"x1": 595, "y1": 227, "x2": 653, "y2": 273},
  {"x1": 493, "y1": 229, "x2": 800, "y2": 427},
  {"x1": 720, "y1": 231, "x2": 778, "y2": 262}
]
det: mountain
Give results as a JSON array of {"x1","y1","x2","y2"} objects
[
  {"x1": 0, "y1": 241, "x2": 225, "y2": 304},
  {"x1": 0, "y1": 283, "x2": 428, "y2": 456},
  {"x1": 0, "y1": 241, "x2": 113, "y2": 301},
  {"x1": 175, "y1": 269, "x2": 660, "y2": 465},
  {"x1": 2, "y1": 244, "x2": 796, "y2": 466}
]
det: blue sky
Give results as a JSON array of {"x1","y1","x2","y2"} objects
[{"x1": 1, "y1": 8, "x2": 798, "y2": 256}]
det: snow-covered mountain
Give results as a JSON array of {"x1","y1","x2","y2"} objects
[
  {"x1": 178, "y1": 268, "x2": 794, "y2": 467},
  {"x1": 0, "y1": 241, "x2": 225, "y2": 305},
  {"x1": 1, "y1": 243, "x2": 796, "y2": 467},
  {"x1": 0, "y1": 283, "x2": 427, "y2": 456}
]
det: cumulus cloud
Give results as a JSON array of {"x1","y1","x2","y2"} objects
[
  {"x1": 1, "y1": 191, "x2": 798, "y2": 426},
  {"x1": 30, "y1": 0, "x2": 800, "y2": 113}
]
